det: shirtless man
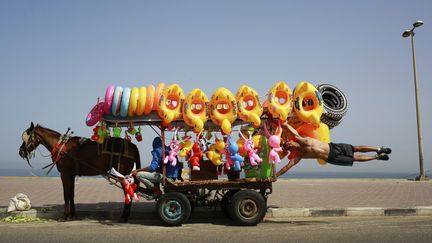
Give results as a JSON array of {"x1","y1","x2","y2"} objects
[{"x1": 276, "y1": 122, "x2": 392, "y2": 177}]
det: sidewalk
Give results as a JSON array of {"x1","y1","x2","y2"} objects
[{"x1": 1, "y1": 176, "x2": 432, "y2": 218}]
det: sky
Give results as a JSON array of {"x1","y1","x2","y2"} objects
[{"x1": 1, "y1": 0, "x2": 431, "y2": 177}]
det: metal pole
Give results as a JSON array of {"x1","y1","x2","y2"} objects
[{"x1": 410, "y1": 33, "x2": 428, "y2": 181}]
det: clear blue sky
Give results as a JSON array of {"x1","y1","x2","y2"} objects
[{"x1": 1, "y1": 0, "x2": 431, "y2": 176}]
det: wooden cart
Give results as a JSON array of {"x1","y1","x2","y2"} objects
[{"x1": 104, "y1": 112, "x2": 276, "y2": 226}]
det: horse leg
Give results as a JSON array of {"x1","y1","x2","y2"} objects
[
  {"x1": 60, "y1": 173, "x2": 71, "y2": 220},
  {"x1": 60, "y1": 173, "x2": 75, "y2": 220},
  {"x1": 69, "y1": 175, "x2": 76, "y2": 219}
]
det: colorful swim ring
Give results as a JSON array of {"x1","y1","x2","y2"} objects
[
  {"x1": 153, "y1": 83, "x2": 165, "y2": 111},
  {"x1": 157, "y1": 84, "x2": 185, "y2": 125},
  {"x1": 316, "y1": 122, "x2": 330, "y2": 165},
  {"x1": 293, "y1": 81, "x2": 324, "y2": 125},
  {"x1": 144, "y1": 84, "x2": 155, "y2": 115},
  {"x1": 111, "y1": 86, "x2": 123, "y2": 116},
  {"x1": 104, "y1": 85, "x2": 115, "y2": 114},
  {"x1": 128, "y1": 87, "x2": 139, "y2": 117},
  {"x1": 235, "y1": 85, "x2": 263, "y2": 128},
  {"x1": 86, "y1": 102, "x2": 105, "y2": 127},
  {"x1": 120, "y1": 87, "x2": 131, "y2": 117},
  {"x1": 182, "y1": 88, "x2": 209, "y2": 133},
  {"x1": 209, "y1": 87, "x2": 237, "y2": 134},
  {"x1": 266, "y1": 81, "x2": 293, "y2": 121},
  {"x1": 135, "y1": 87, "x2": 147, "y2": 116}
]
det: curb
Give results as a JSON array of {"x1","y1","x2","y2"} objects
[
  {"x1": 267, "y1": 206, "x2": 432, "y2": 218},
  {"x1": 2, "y1": 206, "x2": 432, "y2": 221}
]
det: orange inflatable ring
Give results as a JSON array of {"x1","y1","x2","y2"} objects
[
  {"x1": 267, "y1": 81, "x2": 292, "y2": 121},
  {"x1": 157, "y1": 84, "x2": 185, "y2": 125},
  {"x1": 128, "y1": 87, "x2": 139, "y2": 117},
  {"x1": 293, "y1": 81, "x2": 324, "y2": 125},
  {"x1": 235, "y1": 85, "x2": 263, "y2": 128},
  {"x1": 209, "y1": 87, "x2": 237, "y2": 134},
  {"x1": 144, "y1": 84, "x2": 155, "y2": 115},
  {"x1": 182, "y1": 88, "x2": 208, "y2": 133},
  {"x1": 153, "y1": 83, "x2": 165, "y2": 111},
  {"x1": 135, "y1": 87, "x2": 147, "y2": 116}
]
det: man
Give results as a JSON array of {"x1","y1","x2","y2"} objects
[
  {"x1": 276, "y1": 122, "x2": 392, "y2": 177},
  {"x1": 132, "y1": 137, "x2": 182, "y2": 197}
]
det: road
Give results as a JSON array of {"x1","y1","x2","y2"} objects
[{"x1": 1, "y1": 216, "x2": 431, "y2": 242}]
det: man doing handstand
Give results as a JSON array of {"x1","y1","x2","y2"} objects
[{"x1": 276, "y1": 122, "x2": 392, "y2": 177}]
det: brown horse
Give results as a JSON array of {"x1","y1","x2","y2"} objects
[{"x1": 18, "y1": 122, "x2": 141, "y2": 220}]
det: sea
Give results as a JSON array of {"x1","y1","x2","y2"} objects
[{"x1": 0, "y1": 169, "x2": 416, "y2": 180}]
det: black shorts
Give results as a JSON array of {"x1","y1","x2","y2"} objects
[{"x1": 326, "y1": 143, "x2": 354, "y2": 166}]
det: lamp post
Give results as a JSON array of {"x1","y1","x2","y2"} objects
[{"x1": 402, "y1": 20, "x2": 429, "y2": 181}]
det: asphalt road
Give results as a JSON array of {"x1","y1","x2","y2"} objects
[{"x1": 1, "y1": 216, "x2": 431, "y2": 243}]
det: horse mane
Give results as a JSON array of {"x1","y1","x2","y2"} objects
[{"x1": 35, "y1": 124, "x2": 61, "y2": 136}]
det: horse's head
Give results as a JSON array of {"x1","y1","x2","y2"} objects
[{"x1": 19, "y1": 122, "x2": 40, "y2": 166}]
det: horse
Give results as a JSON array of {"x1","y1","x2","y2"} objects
[{"x1": 18, "y1": 122, "x2": 141, "y2": 221}]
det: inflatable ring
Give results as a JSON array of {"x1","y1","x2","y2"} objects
[
  {"x1": 120, "y1": 87, "x2": 131, "y2": 117},
  {"x1": 182, "y1": 88, "x2": 208, "y2": 133},
  {"x1": 104, "y1": 85, "x2": 115, "y2": 114},
  {"x1": 144, "y1": 84, "x2": 155, "y2": 115},
  {"x1": 135, "y1": 87, "x2": 147, "y2": 116},
  {"x1": 157, "y1": 84, "x2": 185, "y2": 125},
  {"x1": 209, "y1": 87, "x2": 237, "y2": 134},
  {"x1": 316, "y1": 122, "x2": 330, "y2": 165},
  {"x1": 128, "y1": 87, "x2": 139, "y2": 117},
  {"x1": 111, "y1": 86, "x2": 123, "y2": 116},
  {"x1": 293, "y1": 81, "x2": 324, "y2": 125},
  {"x1": 153, "y1": 83, "x2": 165, "y2": 111},
  {"x1": 267, "y1": 81, "x2": 292, "y2": 121},
  {"x1": 86, "y1": 102, "x2": 105, "y2": 127},
  {"x1": 236, "y1": 85, "x2": 263, "y2": 128}
]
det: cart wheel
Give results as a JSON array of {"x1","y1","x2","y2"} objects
[
  {"x1": 228, "y1": 190, "x2": 266, "y2": 226},
  {"x1": 156, "y1": 192, "x2": 191, "y2": 226},
  {"x1": 221, "y1": 190, "x2": 239, "y2": 219}
]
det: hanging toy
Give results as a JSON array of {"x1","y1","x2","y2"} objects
[
  {"x1": 206, "y1": 136, "x2": 225, "y2": 166},
  {"x1": 227, "y1": 137, "x2": 244, "y2": 172},
  {"x1": 113, "y1": 126, "x2": 122, "y2": 138},
  {"x1": 264, "y1": 121, "x2": 283, "y2": 164},
  {"x1": 189, "y1": 136, "x2": 203, "y2": 171},
  {"x1": 110, "y1": 164, "x2": 139, "y2": 204},
  {"x1": 135, "y1": 127, "x2": 142, "y2": 142},
  {"x1": 164, "y1": 128, "x2": 188, "y2": 167},
  {"x1": 124, "y1": 130, "x2": 131, "y2": 142},
  {"x1": 91, "y1": 125, "x2": 99, "y2": 141},
  {"x1": 128, "y1": 122, "x2": 137, "y2": 135},
  {"x1": 240, "y1": 131, "x2": 262, "y2": 166},
  {"x1": 96, "y1": 124, "x2": 105, "y2": 144}
]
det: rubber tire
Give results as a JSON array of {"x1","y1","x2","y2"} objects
[
  {"x1": 317, "y1": 84, "x2": 348, "y2": 120},
  {"x1": 221, "y1": 190, "x2": 239, "y2": 219},
  {"x1": 320, "y1": 115, "x2": 342, "y2": 130},
  {"x1": 228, "y1": 190, "x2": 267, "y2": 226},
  {"x1": 156, "y1": 192, "x2": 191, "y2": 226}
]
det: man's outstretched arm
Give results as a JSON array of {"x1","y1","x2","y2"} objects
[
  {"x1": 275, "y1": 154, "x2": 302, "y2": 177},
  {"x1": 282, "y1": 122, "x2": 302, "y2": 140}
]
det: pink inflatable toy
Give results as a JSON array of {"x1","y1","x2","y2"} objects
[
  {"x1": 86, "y1": 101, "x2": 105, "y2": 127},
  {"x1": 240, "y1": 131, "x2": 262, "y2": 166},
  {"x1": 264, "y1": 121, "x2": 283, "y2": 164},
  {"x1": 104, "y1": 85, "x2": 115, "y2": 114}
]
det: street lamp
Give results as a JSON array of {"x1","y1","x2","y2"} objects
[{"x1": 402, "y1": 20, "x2": 429, "y2": 181}]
